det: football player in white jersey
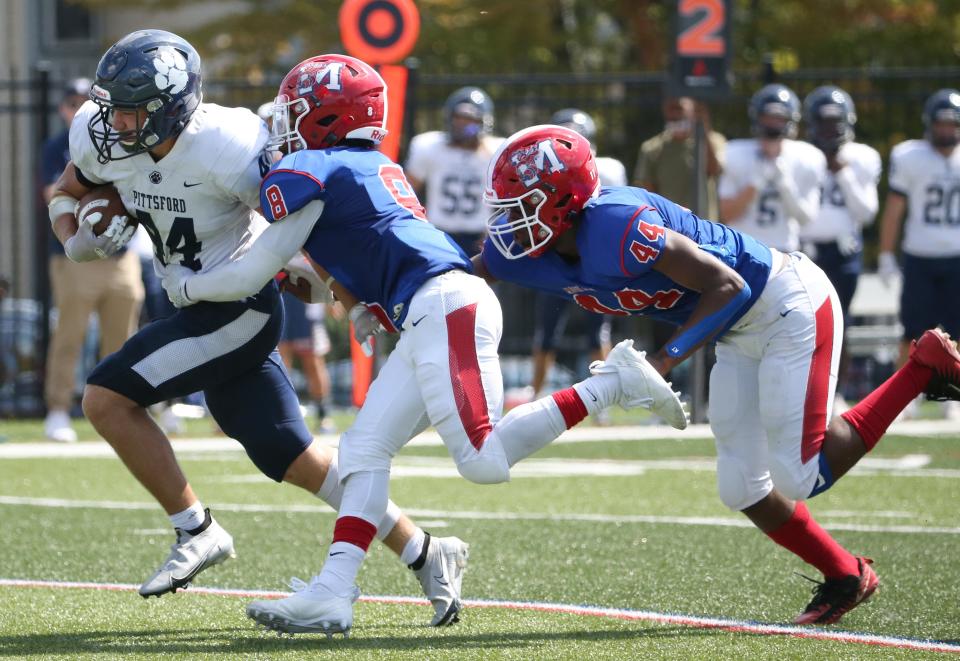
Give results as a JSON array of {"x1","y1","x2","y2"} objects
[
  {"x1": 405, "y1": 86, "x2": 503, "y2": 254},
  {"x1": 878, "y1": 89, "x2": 960, "y2": 366},
  {"x1": 800, "y1": 86, "x2": 881, "y2": 412},
  {"x1": 46, "y1": 29, "x2": 470, "y2": 627},
  {"x1": 719, "y1": 84, "x2": 825, "y2": 252}
]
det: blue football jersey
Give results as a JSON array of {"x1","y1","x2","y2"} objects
[
  {"x1": 260, "y1": 146, "x2": 470, "y2": 330},
  {"x1": 483, "y1": 187, "x2": 772, "y2": 333}
]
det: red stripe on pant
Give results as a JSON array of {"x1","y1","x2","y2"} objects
[
  {"x1": 446, "y1": 303, "x2": 492, "y2": 451},
  {"x1": 801, "y1": 298, "x2": 835, "y2": 464},
  {"x1": 333, "y1": 515, "x2": 377, "y2": 552}
]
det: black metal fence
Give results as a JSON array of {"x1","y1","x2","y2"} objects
[{"x1": 2, "y1": 67, "x2": 959, "y2": 417}]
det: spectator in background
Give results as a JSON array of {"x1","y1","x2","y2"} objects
[
  {"x1": 719, "y1": 84, "x2": 824, "y2": 253},
  {"x1": 40, "y1": 78, "x2": 143, "y2": 442},
  {"x1": 278, "y1": 293, "x2": 339, "y2": 435},
  {"x1": 878, "y1": 88, "x2": 960, "y2": 419},
  {"x1": 635, "y1": 97, "x2": 726, "y2": 402},
  {"x1": 528, "y1": 108, "x2": 623, "y2": 418},
  {"x1": 405, "y1": 87, "x2": 503, "y2": 255},
  {"x1": 800, "y1": 86, "x2": 881, "y2": 414},
  {"x1": 634, "y1": 96, "x2": 725, "y2": 220}
]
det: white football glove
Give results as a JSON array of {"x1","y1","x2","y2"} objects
[
  {"x1": 63, "y1": 222, "x2": 114, "y2": 262},
  {"x1": 349, "y1": 303, "x2": 384, "y2": 357},
  {"x1": 161, "y1": 264, "x2": 197, "y2": 308},
  {"x1": 76, "y1": 198, "x2": 136, "y2": 257},
  {"x1": 877, "y1": 251, "x2": 901, "y2": 287}
]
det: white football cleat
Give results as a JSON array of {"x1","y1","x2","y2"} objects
[
  {"x1": 246, "y1": 577, "x2": 356, "y2": 636},
  {"x1": 412, "y1": 535, "x2": 469, "y2": 626},
  {"x1": 590, "y1": 339, "x2": 688, "y2": 430},
  {"x1": 44, "y1": 410, "x2": 77, "y2": 443},
  {"x1": 138, "y1": 513, "x2": 235, "y2": 597}
]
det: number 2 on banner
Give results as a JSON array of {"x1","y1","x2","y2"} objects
[{"x1": 678, "y1": 0, "x2": 726, "y2": 57}]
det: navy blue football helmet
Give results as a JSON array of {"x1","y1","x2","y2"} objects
[
  {"x1": 550, "y1": 108, "x2": 597, "y2": 144},
  {"x1": 443, "y1": 86, "x2": 494, "y2": 143},
  {"x1": 803, "y1": 85, "x2": 857, "y2": 152},
  {"x1": 748, "y1": 83, "x2": 801, "y2": 139},
  {"x1": 922, "y1": 88, "x2": 960, "y2": 148},
  {"x1": 88, "y1": 29, "x2": 202, "y2": 163}
]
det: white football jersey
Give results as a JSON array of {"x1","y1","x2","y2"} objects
[
  {"x1": 888, "y1": 139, "x2": 960, "y2": 257},
  {"x1": 596, "y1": 156, "x2": 628, "y2": 187},
  {"x1": 719, "y1": 138, "x2": 825, "y2": 251},
  {"x1": 71, "y1": 101, "x2": 271, "y2": 275},
  {"x1": 801, "y1": 141, "x2": 881, "y2": 242},
  {"x1": 405, "y1": 131, "x2": 503, "y2": 234}
]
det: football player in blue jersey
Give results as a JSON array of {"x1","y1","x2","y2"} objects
[
  {"x1": 472, "y1": 124, "x2": 960, "y2": 625},
  {"x1": 50, "y1": 30, "x2": 476, "y2": 626},
  {"x1": 163, "y1": 53, "x2": 686, "y2": 636}
]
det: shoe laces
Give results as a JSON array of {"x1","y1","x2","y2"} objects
[
  {"x1": 288, "y1": 575, "x2": 323, "y2": 593},
  {"x1": 795, "y1": 571, "x2": 859, "y2": 612}
]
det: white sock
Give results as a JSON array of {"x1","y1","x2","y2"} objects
[
  {"x1": 377, "y1": 501, "x2": 401, "y2": 541},
  {"x1": 573, "y1": 372, "x2": 620, "y2": 415},
  {"x1": 169, "y1": 501, "x2": 205, "y2": 532},
  {"x1": 315, "y1": 457, "x2": 400, "y2": 540},
  {"x1": 497, "y1": 395, "x2": 568, "y2": 466},
  {"x1": 400, "y1": 529, "x2": 426, "y2": 566},
  {"x1": 318, "y1": 541, "x2": 366, "y2": 595}
]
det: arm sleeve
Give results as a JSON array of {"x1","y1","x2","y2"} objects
[
  {"x1": 836, "y1": 149, "x2": 881, "y2": 226},
  {"x1": 69, "y1": 105, "x2": 109, "y2": 186},
  {"x1": 776, "y1": 153, "x2": 824, "y2": 227},
  {"x1": 611, "y1": 205, "x2": 668, "y2": 278},
  {"x1": 217, "y1": 116, "x2": 273, "y2": 210},
  {"x1": 185, "y1": 199, "x2": 325, "y2": 302},
  {"x1": 887, "y1": 144, "x2": 910, "y2": 196},
  {"x1": 404, "y1": 134, "x2": 430, "y2": 181},
  {"x1": 716, "y1": 159, "x2": 740, "y2": 198},
  {"x1": 260, "y1": 165, "x2": 327, "y2": 222}
]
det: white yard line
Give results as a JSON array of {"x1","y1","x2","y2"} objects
[
  {"x1": 0, "y1": 494, "x2": 954, "y2": 535},
  {"x1": 2, "y1": 419, "x2": 959, "y2": 458},
  {"x1": 0, "y1": 578, "x2": 957, "y2": 655}
]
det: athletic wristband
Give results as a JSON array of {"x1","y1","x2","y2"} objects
[
  {"x1": 666, "y1": 282, "x2": 752, "y2": 358},
  {"x1": 48, "y1": 194, "x2": 78, "y2": 226}
]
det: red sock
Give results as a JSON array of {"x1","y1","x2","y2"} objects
[
  {"x1": 765, "y1": 501, "x2": 859, "y2": 579},
  {"x1": 841, "y1": 360, "x2": 933, "y2": 451},
  {"x1": 333, "y1": 515, "x2": 377, "y2": 552},
  {"x1": 552, "y1": 388, "x2": 588, "y2": 429}
]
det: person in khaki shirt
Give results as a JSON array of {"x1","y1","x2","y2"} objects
[{"x1": 634, "y1": 96, "x2": 726, "y2": 220}]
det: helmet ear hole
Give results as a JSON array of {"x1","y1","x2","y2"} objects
[
  {"x1": 318, "y1": 114, "x2": 337, "y2": 126},
  {"x1": 555, "y1": 193, "x2": 572, "y2": 208}
]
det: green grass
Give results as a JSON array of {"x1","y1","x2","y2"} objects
[{"x1": 1, "y1": 419, "x2": 958, "y2": 659}]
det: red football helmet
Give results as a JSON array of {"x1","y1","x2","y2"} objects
[
  {"x1": 269, "y1": 53, "x2": 388, "y2": 153},
  {"x1": 483, "y1": 125, "x2": 599, "y2": 259}
]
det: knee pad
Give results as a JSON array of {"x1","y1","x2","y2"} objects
[
  {"x1": 456, "y1": 454, "x2": 510, "y2": 485},
  {"x1": 337, "y1": 429, "x2": 394, "y2": 480},
  {"x1": 716, "y1": 454, "x2": 771, "y2": 511},
  {"x1": 770, "y1": 456, "x2": 820, "y2": 501}
]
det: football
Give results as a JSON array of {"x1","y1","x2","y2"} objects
[{"x1": 76, "y1": 185, "x2": 137, "y2": 236}]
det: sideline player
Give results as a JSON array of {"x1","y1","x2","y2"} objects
[
  {"x1": 878, "y1": 89, "x2": 960, "y2": 375},
  {"x1": 163, "y1": 53, "x2": 686, "y2": 635},
  {"x1": 47, "y1": 29, "x2": 469, "y2": 626},
  {"x1": 405, "y1": 86, "x2": 502, "y2": 255},
  {"x1": 719, "y1": 84, "x2": 824, "y2": 252},
  {"x1": 800, "y1": 86, "x2": 881, "y2": 412},
  {"x1": 473, "y1": 124, "x2": 960, "y2": 625}
]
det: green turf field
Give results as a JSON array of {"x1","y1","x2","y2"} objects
[{"x1": 1, "y1": 419, "x2": 958, "y2": 659}]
